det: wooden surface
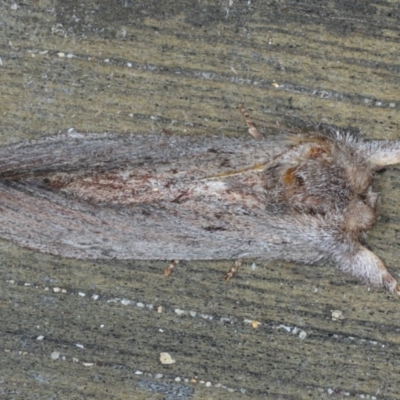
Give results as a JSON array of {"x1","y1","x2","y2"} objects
[{"x1": 1, "y1": 1, "x2": 400, "y2": 399}]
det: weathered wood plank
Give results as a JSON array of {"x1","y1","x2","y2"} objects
[{"x1": 1, "y1": 1, "x2": 400, "y2": 398}]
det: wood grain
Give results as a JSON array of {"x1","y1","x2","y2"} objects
[{"x1": 1, "y1": 1, "x2": 400, "y2": 398}]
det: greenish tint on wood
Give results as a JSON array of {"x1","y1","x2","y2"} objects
[{"x1": 1, "y1": 1, "x2": 400, "y2": 398}]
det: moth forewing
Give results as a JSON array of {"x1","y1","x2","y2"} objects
[{"x1": 0, "y1": 112, "x2": 400, "y2": 296}]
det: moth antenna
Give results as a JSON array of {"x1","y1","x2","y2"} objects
[{"x1": 238, "y1": 104, "x2": 264, "y2": 140}]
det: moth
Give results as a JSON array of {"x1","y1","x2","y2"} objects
[{"x1": 1, "y1": 107, "x2": 400, "y2": 296}]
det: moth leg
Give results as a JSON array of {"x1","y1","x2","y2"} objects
[
  {"x1": 238, "y1": 104, "x2": 264, "y2": 140},
  {"x1": 163, "y1": 260, "x2": 179, "y2": 277},
  {"x1": 337, "y1": 246, "x2": 400, "y2": 296},
  {"x1": 360, "y1": 141, "x2": 400, "y2": 169},
  {"x1": 225, "y1": 259, "x2": 243, "y2": 281}
]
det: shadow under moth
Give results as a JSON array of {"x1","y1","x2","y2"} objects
[{"x1": 1, "y1": 108, "x2": 400, "y2": 296}]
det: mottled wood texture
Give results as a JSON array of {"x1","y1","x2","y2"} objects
[{"x1": 1, "y1": 1, "x2": 400, "y2": 399}]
